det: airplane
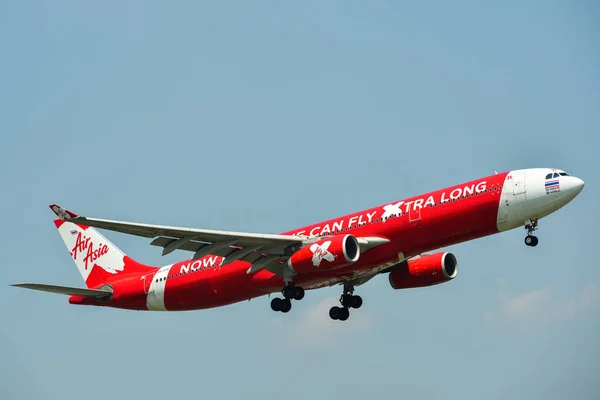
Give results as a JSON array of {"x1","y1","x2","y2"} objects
[{"x1": 12, "y1": 168, "x2": 584, "y2": 321}]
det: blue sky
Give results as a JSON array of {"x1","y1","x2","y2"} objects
[{"x1": 1, "y1": 1, "x2": 599, "y2": 399}]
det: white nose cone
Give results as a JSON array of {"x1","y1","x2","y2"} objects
[{"x1": 572, "y1": 177, "x2": 585, "y2": 194}]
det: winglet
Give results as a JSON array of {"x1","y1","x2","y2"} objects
[{"x1": 49, "y1": 204, "x2": 79, "y2": 220}]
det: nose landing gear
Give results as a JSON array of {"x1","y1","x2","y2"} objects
[
  {"x1": 524, "y1": 218, "x2": 539, "y2": 247},
  {"x1": 524, "y1": 235, "x2": 539, "y2": 247}
]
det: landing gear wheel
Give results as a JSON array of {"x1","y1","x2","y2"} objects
[
  {"x1": 525, "y1": 235, "x2": 539, "y2": 247},
  {"x1": 293, "y1": 287, "x2": 305, "y2": 300},
  {"x1": 271, "y1": 297, "x2": 283, "y2": 312},
  {"x1": 524, "y1": 219, "x2": 539, "y2": 247},
  {"x1": 352, "y1": 295, "x2": 363, "y2": 309},
  {"x1": 283, "y1": 285, "x2": 305, "y2": 301},
  {"x1": 341, "y1": 294, "x2": 363, "y2": 309},
  {"x1": 341, "y1": 294, "x2": 355, "y2": 308},
  {"x1": 283, "y1": 285, "x2": 296, "y2": 299},
  {"x1": 329, "y1": 306, "x2": 342, "y2": 320},
  {"x1": 331, "y1": 282, "x2": 363, "y2": 320},
  {"x1": 338, "y1": 307, "x2": 350, "y2": 321},
  {"x1": 280, "y1": 299, "x2": 292, "y2": 313}
]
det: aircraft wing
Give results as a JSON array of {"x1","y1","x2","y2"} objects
[
  {"x1": 57, "y1": 205, "x2": 390, "y2": 274},
  {"x1": 67, "y1": 214, "x2": 305, "y2": 263},
  {"x1": 11, "y1": 283, "x2": 113, "y2": 298}
]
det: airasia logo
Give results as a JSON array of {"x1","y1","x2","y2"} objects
[
  {"x1": 70, "y1": 232, "x2": 109, "y2": 270},
  {"x1": 310, "y1": 241, "x2": 335, "y2": 267}
]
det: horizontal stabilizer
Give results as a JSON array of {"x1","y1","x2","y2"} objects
[{"x1": 11, "y1": 283, "x2": 113, "y2": 299}]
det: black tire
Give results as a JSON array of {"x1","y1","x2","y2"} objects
[
  {"x1": 283, "y1": 286, "x2": 296, "y2": 299},
  {"x1": 524, "y1": 236, "x2": 534, "y2": 246},
  {"x1": 294, "y1": 287, "x2": 305, "y2": 300},
  {"x1": 338, "y1": 307, "x2": 350, "y2": 321},
  {"x1": 530, "y1": 236, "x2": 539, "y2": 247},
  {"x1": 342, "y1": 294, "x2": 354, "y2": 308},
  {"x1": 271, "y1": 297, "x2": 283, "y2": 312},
  {"x1": 329, "y1": 306, "x2": 341, "y2": 320},
  {"x1": 352, "y1": 295, "x2": 363, "y2": 309},
  {"x1": 280, "y1": 299, "x2": 292, "y2": 313}
]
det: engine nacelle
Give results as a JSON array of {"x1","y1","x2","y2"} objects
[
  {"x1": 389, "y1": 252, "x2": 458, "y2": 289},
  {"x1": 288, "y1": 235, "x2": 360, "y2": 274}
]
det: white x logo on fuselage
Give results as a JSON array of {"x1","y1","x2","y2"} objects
[
  {"x1": 380, "y1": 201, "x2": 404, "y2": 222},
  {"x1": 310, "y1": 241, "x2": 335, "y2": 267}
]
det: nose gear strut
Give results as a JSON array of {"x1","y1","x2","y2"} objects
[{"x1": 524, "y1": 218, "x2": 539, "y2": 247}]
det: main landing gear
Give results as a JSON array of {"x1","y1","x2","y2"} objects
[
  {"x1": 329, "y1": 283, "x2": 362, "y2": 322},
  {"x1": 270, "y1": 284, "x2": 305, "y2": 313},
  {"x1": 524, "y1": 218, "x2": 539, "y2": 247}
]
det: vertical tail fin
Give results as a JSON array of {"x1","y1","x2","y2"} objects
[{"x1": 50, "y1": 205, "x2": 154, "y2": 288}]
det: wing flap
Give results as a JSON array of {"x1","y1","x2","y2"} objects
[
  {"x1": 62, "y1": 208, "x2": 392, "y2": 279},
  {"x1": 11, "y1": 283, "x2": 113, "y2": 298}
]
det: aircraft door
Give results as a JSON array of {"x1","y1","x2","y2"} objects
[
  {"x1": 409, "y1": 205, "x2": 422, "y2": 225},
  {"x1": 513, "y1": 172, "x2": 526, "y2": 195}
]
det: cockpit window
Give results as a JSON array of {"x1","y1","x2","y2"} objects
[
  {"x1": 559, "y1": 172, "x2": 570, "y2": 176},
  {"x1": 553, "y1": 173, "x2": 559, "y2": 178},
  {"x1": 545, "y1": 173, "x2": 553, "y2": 179}
]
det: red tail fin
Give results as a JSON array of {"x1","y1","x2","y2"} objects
[{"x1": 50, "y1": 205, "x2": 155, "y2": 288}]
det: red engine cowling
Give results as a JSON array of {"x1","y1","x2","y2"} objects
[
  {"x1": 389, "y1": 252, "x2": 458, "y2": 289},
  {"x1": 288, "y1": 235, "x2": 360, "y2": 274}
]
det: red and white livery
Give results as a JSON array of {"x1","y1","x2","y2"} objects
[{"x1": 12, "y1": 168, "x2": 585, "y2": 321}]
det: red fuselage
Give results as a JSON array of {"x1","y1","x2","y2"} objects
[{"x1": 71, "y1": 171, "x2": 512, "y2": 311}]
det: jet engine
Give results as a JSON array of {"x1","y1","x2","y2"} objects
[
  {"x1": 389, "y1": 252, "x2": 458, "y2": 289},
  {"x1": 288, "y1": 235, "x2": 360, "y2": 274}
]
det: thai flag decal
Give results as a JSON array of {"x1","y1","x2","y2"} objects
[{"x1": 545, "y1": 179, "x2": 560, "y2": 193}]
